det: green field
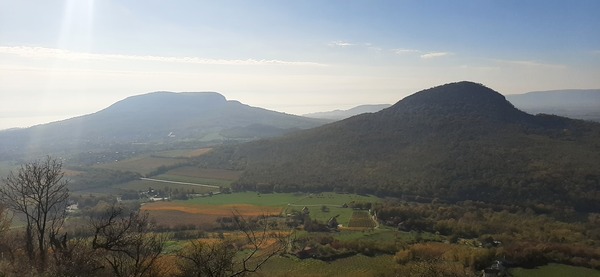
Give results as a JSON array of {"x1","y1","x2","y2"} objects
[
  {"x1": 303, "y1": 205, "x2": 355, "y2": 226},
  {"x1": 510, "y1": 264, "x2": 600, "y2": 277},
  {"x1": 348, "y1": 211, "x2": 377, "y2": 228},
  {"x1": 179, "y1": 192, "x2": 377, "y2": 207},
  {"x1": 284, "y1": 193, "x2": 378, "y2": 226},
  {"x1": 171, "y1": 192, "x2": 379, "y2": 226}
]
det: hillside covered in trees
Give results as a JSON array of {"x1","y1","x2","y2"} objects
[{"x1": 199, "y1": 82, "x2": 600, "y2": 211}]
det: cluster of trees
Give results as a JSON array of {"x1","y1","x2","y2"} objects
[
  {"x1": 394, "y1": 242, "x2": 494, "y2": 276},
  {"x1": 289, "y1": 232, "x2": 396, "y2": 261},
  {"x1": 373, "y1": 200, "x2": 600, "y2": 270},
  {"x1": 0, "y1": 157, "x2": 288, "y2": 276},
  {"x1": 69, "y1": 167, "x2": 141, "y2": 192}
]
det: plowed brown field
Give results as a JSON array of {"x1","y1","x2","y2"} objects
[{"x1": 141, "y1": 202, "x2": 283, "y2": 229}]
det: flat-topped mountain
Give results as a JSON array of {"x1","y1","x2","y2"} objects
[
  {"x1": 201, "y1": 82, "x2": 600, "y2": 211},
  {"x1": 65, "y1": 91, "x2": 324, "y2": 139},
  {"x1": 0, "y1": 91, "x2": 328, "y2": 160}
]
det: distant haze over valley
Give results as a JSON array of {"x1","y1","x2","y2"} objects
[
  {"x1": 2, "y1": 87, "x2": 599, "y2": 131},
  {"x1": 303, "y1": 104, "x2": 393, "y2": 120},
  {"x1": 507, "y1": 89, "x2": 600, "y2": 122}
]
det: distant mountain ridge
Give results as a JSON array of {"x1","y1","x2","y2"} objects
[
  {"x1": 507, "y1": 89, "x2": 600, "y2": 122},
  {"x1": 0, "y1": 91, "x2": 328, "y2": 160},
  {"x1": 305, "y1": 89, "x2": 600, "y2": 122},
  {"x1": 303, "y1": 104, "x2": 391, "y2": 120},
  {"x1": 200, "y1": 81, "x2": 600, "y2": 211}
]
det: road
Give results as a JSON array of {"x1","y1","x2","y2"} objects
[{"x1": 140, "y1": 178, "x2": 220, "y2": 189}]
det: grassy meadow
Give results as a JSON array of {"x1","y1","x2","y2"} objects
[{"x1": 141, "y1": 192, "x2": 380, "y2": 229}]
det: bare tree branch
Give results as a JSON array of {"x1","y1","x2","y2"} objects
[
  {"x1": 0, "y1": 156, "x2": 69, "y2": 270},
  {"x1": 177, "y1": 210, "x2": 289, "y2": 277},
  {"x1": 91, "y1": 203, "x2": 167, "y2": 277}
]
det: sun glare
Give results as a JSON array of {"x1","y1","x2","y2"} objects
[
  {"x1": 26, "y1": 0, "x2": 97, "y2": 157},
  {"x1": 58, "y1": 0, "x2": 95, "y2": 50}
]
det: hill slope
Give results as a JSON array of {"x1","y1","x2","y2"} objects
[
  {"x1": 0, "y1": 91, "x2": 327, "y2": 160},
  {"x1": 507, "y1": 89, "x2": 600, "y2": 122},
  {"x1": 200, "y1": 82, "x2": 600, "y2": 211}
]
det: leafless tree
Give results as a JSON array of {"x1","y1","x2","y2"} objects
[
  {"x1": 0, "y1": 156, "x2": 69, "y2": 270},
  {"x1": 91, "y1": 204, "x2": 167, "y2": 277},
  {"x1": 49, "y1": 237, "x2": 105, "y2": 277},
  {"x1": 177, "y1": 239, "x2": 236, "y2": 277},
  {"x1": 0, "y1": 204, "x2": 12, "y2": 261},
  {"x1": 177, "y1": 210, "x2": 288, "y2": 277},
  {"x1": 0, "y1": 204, "x2": 11, "y2": 234}
]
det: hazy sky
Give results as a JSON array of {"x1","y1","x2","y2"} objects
[{"x1": 1, "y1": 0, "x2": 599, "y2": 130}]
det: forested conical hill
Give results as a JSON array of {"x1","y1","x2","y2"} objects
[{"x1": 200, "y1": 82, "x2": 600, "y2": 211}]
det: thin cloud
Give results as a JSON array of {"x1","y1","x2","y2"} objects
[
  {"x1": 328, "y1": 41, "x2": 356, "y2": 47},
  {"x1": 492, "y1": 58, "x2": 566, "y2": 69},
  {"x1": 364, "y1": 43, "x2": 382, "y2": 51},
  {"x1": 0, "y1": 46, "x2": 326, "y2": 66},
  {"x1": 392, "y1": 48, "x2": 420, "y2": 55},
  {"x1": 329, "y1": 41, "x2": 384, "y2": 52},
  {"x1": 420, "y1": 52, "x2": 451, "y2": 59}
]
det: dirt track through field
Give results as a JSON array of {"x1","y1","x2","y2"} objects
[{"x1": 140, "y1": 177, "x2": 220, "y2": 189}]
